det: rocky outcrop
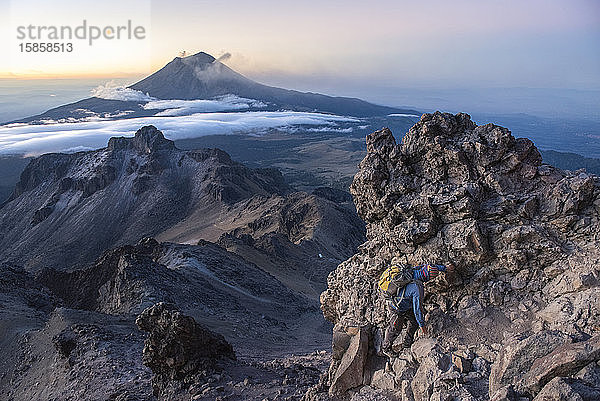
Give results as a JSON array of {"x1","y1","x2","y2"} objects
[
  {"x1": 329, "y1": 325, "x2": 370, "y2": 396},
  {"x1": 316, "y1": 112, "x2": 600, "y2": 400},
  {"x1": 136, "y1": 302, "x2": 235, "y2": 398},
  {"x1": 0, "y1": 125, "x2": 289, "y2": 271}
]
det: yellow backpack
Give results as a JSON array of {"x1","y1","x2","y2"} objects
[{"x1": 378, "y1": 264, "x2": 413, "y2": 298}]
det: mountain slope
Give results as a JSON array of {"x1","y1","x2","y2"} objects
[
  {"x1": 1, "y1": 237, "x2": 330, "y2": 400},
  {"x1": 0, "y1": 125, "x2": 365, "y2": 284},
  {"x1": 311, "y1": 112, "x2": 600, "y2": 400},
  {"x1": 0, "y1": 125, "x2": 288, "y2": 270},
  {"x1": 129, "y1": 52, "x2": 410, "y2": 117},
  {"x1": 541, "y1": 149, "x2": 600, "y2": 175},
  {"x1": 13, "y1": 52, "x2": 416, "y2": 123}
]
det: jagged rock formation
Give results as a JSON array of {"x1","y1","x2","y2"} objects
[
  {"x1": 0, "y1": 125, "x2": 363, "y2": 280},
  {"x1": 316, "y1": 112, "x2": 600, "y2": 400},
  {"x1": 136, "y1": 302, "x2": 235, "y2": 399},
  {"x1": 37, "y1": 237, "x2": 317, "y2": 349},
  {"x1": 0, "y1": 125, "x2": 287, "y2": 271}
]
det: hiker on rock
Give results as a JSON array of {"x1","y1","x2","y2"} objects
[{"x1": 379, "y1": 260, "x2": 454, "y2": 357}]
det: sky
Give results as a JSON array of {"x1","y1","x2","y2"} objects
[
  {"x1": 1, "y1": 0, "x2": 599, "y2": 89},
  {"x1": 0, "y1": 0, "x2": 598, "y2": 157},
  {"x1": 0, "y1": 0, "x2": 598, "y2": 121}
]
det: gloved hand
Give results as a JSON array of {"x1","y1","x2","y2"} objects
[{"x1": 446, "y1": 263, "x2": 455, "y2": 273}]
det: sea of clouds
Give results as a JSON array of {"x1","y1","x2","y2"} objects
[
  {"x1": 0, "y1": 111, "x2": 358, "y2": 156},
  {"x1": 143, "y1": 95, "x2": 267, "y2": 116},
  {"x1": 0, "y1": 82, "x2": 361, "y2": 156}
]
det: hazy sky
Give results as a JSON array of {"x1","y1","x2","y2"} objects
[{"x1": 2, "y1": 0, "x2": 599, "y2": 90}]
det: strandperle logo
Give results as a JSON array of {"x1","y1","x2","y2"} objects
[{"x1": 16, "y1": 20, "x2": 146, "y2": 45}]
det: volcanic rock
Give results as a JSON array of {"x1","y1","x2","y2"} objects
[
  {"x1": 0, "y1": 125, "x2": 288, "y2": 271},
  {"x1": 135, "y1": 302, "x2": 235, "y2": 398},
  {"x1": 314, "y1": 112, "x2": 600, "y2": 400}
]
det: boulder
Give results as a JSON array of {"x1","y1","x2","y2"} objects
[
  {"x1": 489, "y1": 385, "x2": 518, "y2": 401},
  {"x1": 370, "y1": 369, "x2": 397, "y2": 391},
  {"x1": 411, "y1": 350, "x2": 450, "y2": 401},
  {"x1": 135, "y1": 302, "x2": 235, "y2": 398},
  {"x1": 411, "y1": 338, "x2": 441, "y2": 363},
  {"x1": 349, "y1": 385, "x2": 395, "y2": 401},
  {"x1": 574, "y1": 361, "x2": 600, "y2": 386},
  {"x1": 329, "y1": 325, "x2": 370, "y2": 397},
  {"x1": 518, "y1": 334, "x2": 600, "y2": 395},
  {"x1": 489, "y1": 331, "x2": 571, "y2": 395},
  {"x1": 532, "y1": 376, "x2": 600, "y2": 401}
]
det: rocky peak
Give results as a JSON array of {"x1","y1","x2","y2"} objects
[
  {"x1": 107, "y1": 125, "x2": 176, "y2": 154},
  {"x1": 179, "y1": 51, "x2": 217, "y2": 66},
  {"x1": 315, "y1": 112, "x2": 600, "y2": 400},
  {"x1": 136, "y1": 302, "x2": 235, "y2": 398}
]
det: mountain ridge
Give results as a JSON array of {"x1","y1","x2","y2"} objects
[
  {"x1": 310, "y1": 112, "x2": 600, "y2": 400},
  {"x1": 0, "y1": 125, "x2": 365, "y2": 298},
  {"x1": 11, "y1": 51, "x2": 418, "y2": 124},
  {"x1": 0, "y1": 125, "x2": 289, "y2": 270}
]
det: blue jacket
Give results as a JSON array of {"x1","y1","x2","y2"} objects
[
  {"x1": 391, "y1": 281, "x2": 425, "y2": 327},
  {"x1": 390, "y1": 264, "x2": 448, "y2": 327}
]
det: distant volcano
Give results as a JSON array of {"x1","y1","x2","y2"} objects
[
  {"x1": 14, "y1": 51, "x2": 417, "y2": 123},
  {"x1": 129, "y1": 52, "x2": 255, "y2": 100},
  {"x1": 128, "y1": 51, "x2": 407, "y2": 116}
]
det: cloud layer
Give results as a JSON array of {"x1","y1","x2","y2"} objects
[
  {"x1": 0, "y1": 111, "x2": 358, "y2": 156},
  {"x1": 143, "y1": 95, "x2": 267, "y2": 116},
  {"x1": 91, "y1": 83, "x2": 155, "y2": 102}
]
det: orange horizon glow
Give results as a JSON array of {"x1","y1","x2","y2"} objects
[{"x1": 0, "y1": 71, "x2": 149, "y2": 80}]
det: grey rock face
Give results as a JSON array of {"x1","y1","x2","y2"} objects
[
  {"x1": 314, "y1": 112, "x2": 600, "y2": 400},
  {"x1": 328, "y1": 325, "x2": 370, "y2": 397},
  {"x1": 489, "y1": 331, "x2": 572, "y2": 395},
  {"x1": 518, "y1": 334, "x2": 600, "y2": 395},
  {"x1": 0, "y1": 125, "x2": 288, "y2": 271},
  {"x1": 531, "y1": 376, "x2": 600, "y2": 401},
  {"x1": 135, "y1": 302, "x2": 235, "y2": 398}
]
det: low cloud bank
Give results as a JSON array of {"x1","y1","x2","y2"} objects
[
  {"x1": 388, "y1": 113, "x2": 420, "y2": 118},
  {"x1": 0, "y1": 111, "x2": 358, "y2": 156},
  {"x1": 91, "y1": 83, "x2": 155, "y2": 102},
  {"x1": 143, "y1": 95, "x2": 267, "y2": 116}
]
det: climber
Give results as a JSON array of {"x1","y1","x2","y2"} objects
[{"x1": 380, "y1": 261, "x2": 454, "y2": 357}]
